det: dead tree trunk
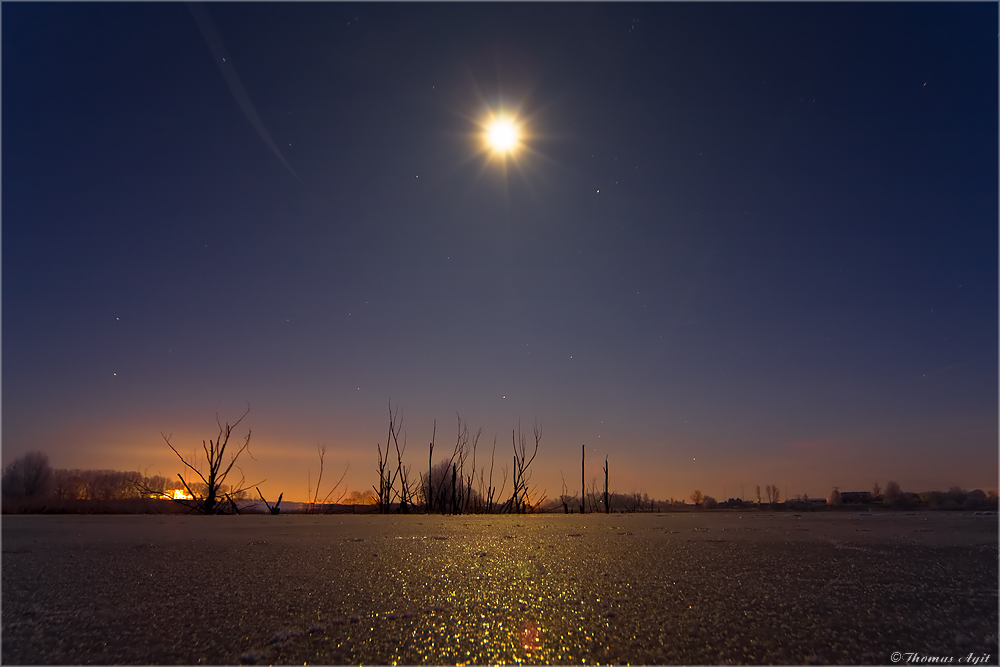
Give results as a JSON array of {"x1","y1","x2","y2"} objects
[
  {"x1": 427, "y1": 420, "x2": 435, "y2": 513},
  {"x1": 451, "y1": 463, "x2": 457, "y2": 515},
  {"x1": 374, "y1": 441, "x2": 389, "y2": 513},
  {"x1": 603, "y1": 456, "x2": 610, "y2": 514},
  {"x1": 257, "y1": 487, "x2": 282, "y2": 515}
]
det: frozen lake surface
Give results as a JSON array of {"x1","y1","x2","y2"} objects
[{"x1": 2, "y1": 512, "x2": 997, "y2": 665}]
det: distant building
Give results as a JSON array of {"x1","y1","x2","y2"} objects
[{"x1": 840, "y1": 491, "x2": 873, "y2": 504}]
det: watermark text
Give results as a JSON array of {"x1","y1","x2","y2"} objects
[{"x1": 890, "y1": 652, "x2": 993, "y2": 665}]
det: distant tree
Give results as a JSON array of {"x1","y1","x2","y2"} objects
[
  {"x1": 52, "y1": 469, "x2": 85, "y2": 500},
  {"x1": 139, "y1": 473, "x2": 171, "y2": 498},
  {"x1": 765, "y1": 484, "x2": 780, "y2": 504},
  {"x1": 2, "y1": 452, "x2": 54, "y2": 499},
  {"x1": 829, "y1": 487, "x2": 842, "y2": 505},
  {"x1": 703, "y1": 495, "x2": 718, "y2": 509},
  {"x1": 344, "y1": 489, "x2": 376, "y2": 505},
  {"x1": 623, "y1": 492, "x2": 644, "y2": 513},
  {"x1": 755, "y1": 485, "x2": 761, "y2": 504},
  {"x1": 965, "y1": 489, "x2": 988, "y2": 510},
  {"x1": 884, "y1": 480, "x2": 902, "y2": 505},
  {"x1": 85, "y1": 470, "x2": 142, "y2": 501},
  {"x1": 873, "y1": 482, "x2": 882, "y2": 498},
  {"x1": 690, "y1": 490, "x2": 704, "y2": 506}
]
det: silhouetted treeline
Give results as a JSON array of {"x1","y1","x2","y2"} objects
[
  {"x1": 1, "y1": 452, "x2": 191, "y2": 502},
  {"x1": 51, "y1": 469, "x2": 149, "y2": 501}
]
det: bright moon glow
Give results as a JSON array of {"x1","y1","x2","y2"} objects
[{"x1": 486, "y1": 118, "x2": 519, "y2": 152}]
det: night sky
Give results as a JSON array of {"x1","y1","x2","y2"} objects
[{"x1": 4, "y1": 2, "x2": 997, "y2": 503}]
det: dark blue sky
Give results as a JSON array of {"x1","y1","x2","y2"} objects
[{"x1": 4, "y1": 2, "x2": 997, "y2": 502}]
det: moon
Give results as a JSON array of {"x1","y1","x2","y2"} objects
[{"x1": 485, "y1": 117, "x2": 520, "y2": 153}]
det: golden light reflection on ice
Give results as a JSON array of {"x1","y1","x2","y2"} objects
[
  {"x1": 376, "y1": 526, "x2": 603, "y2": 665},
  {"x1": 519, "y1": 619, "x2": 541, "y2": 651}
]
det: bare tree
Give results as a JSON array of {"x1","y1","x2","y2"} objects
[
  {"x1": 133, "y1": 470, "x2": 171, "y2": 500},
  {"x1": 419, "y1": 415, "x2": 480, "y2": 514},
  {"x1": 829, "y1": 487, "x2": 842, "y2": 505},
  {"x1": 257, "y1": 487, "x2": 283, "y2": 514},
  {"x1": 526, "y1": 487, "x2": 548, "y2": 513},
  {"x1": 586, "y1": 476, "x2": 601, "y2": 512},
  {"x1": 603, "y1": 456, "x2": 610, "y2": 514},
  {"x1": 476, "y1": 436, "x2": 505, "y2": 514},
  {"x1": 873, "y1": 481, "x2": 882, "y2": 498},
  {"x1": 580, "y1": 444, "x2": 586, "y2": 514},
  {"x1": 389, "y1": 415, "x2": 415, "y2": 514},
  {"x1": 690, "y1": 490, "x2": 704, "y2": 506},
  {"x1": 463, "y1": 424, "x2": 480, "y2": 514},
  {"x1": 422, "y1": 459, "x2": 453, "y2": 514},
  {"x1": 372, "y1": 442, "x2": 395, "y2": 514},
  {"x1": 2, "y1": 452, "x2": 54, "y2": 499},
  {"x1": 442, "y1": 414, "x2": 480, "y2": 514},
  {"x1": 373, "y1": 405, "x2": 400, "y2": 514},
  {"x1": 755, "y1": 484, "x2": 762, "y2": 505},
  {"x1": 505, "y1": 421, "x2": 540, "y2": 514},
  {"x1": 764, "y1": 484, "x2": 780, "y2": 505},
  {"x1": 52, "y1": 468, "x2": 85, "y2": 500},
  {"x1": 157, "y1": 408, "x2": 257, "y2": 514},
  {"x1": 307, "y1": 445, "x2": 349, "y2": 512},
  {"x1": 559, "y1": 473, "x2": 576, "y2": 513}
]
